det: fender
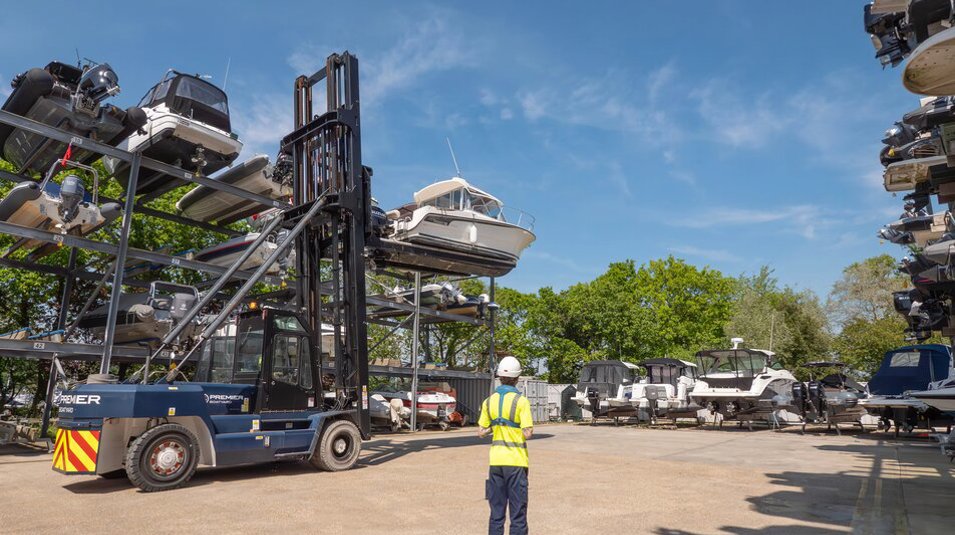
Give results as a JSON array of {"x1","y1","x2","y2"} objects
[{"x1": 304, "y1": 410, "x2": 361, "y2": 458}]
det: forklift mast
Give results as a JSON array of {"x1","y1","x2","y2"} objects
[{"x1": 282, "y1": 52, "x2": 371, "y2": 435}]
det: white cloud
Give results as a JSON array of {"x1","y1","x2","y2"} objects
[
  {"x1": 669, "y1": 245, "x2": 742, "y2": 263},
  {"x1": 667, "y1": 204, "x2": 828, "y2": 240},
  {"x1": 647, "y1": 62, "x2": 676, "y2": 104},
  {"x1": 500, "y1": 107, "x2": 513, "y2": 120},
  {"x1": 230, "y1": 93, "x2": 293, "y2": 156}
]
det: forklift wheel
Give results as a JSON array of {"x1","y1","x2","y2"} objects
[
  {"x1": 311, "y1": 420, "x2": 361, "y2": 471},
  {"x1": 125, "y1": 424, "x2": 200, "y2": 492}
]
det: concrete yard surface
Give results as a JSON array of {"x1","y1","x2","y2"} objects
[{"x1": 1, "y1": 424, "x2": 954, "y2": 534}]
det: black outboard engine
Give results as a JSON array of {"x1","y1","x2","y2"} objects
[
  {"x1": 57, "y1": 175, "x2": 85, "y2": 224},
  {"x1": 644, "y1": 385, "x2": 666, "y2": 423},
  {"x1": 864, "y1": 4, "x2": 911, "y2": 67},
  {"x1": 586, "y1": 386, "x2": 601, "y2": 421},
  {"x1": 882, "y1": 122, "x2": 918, "y2": 148},
  {"x1": 807, "y1": 381, "x2": 826, "y2": 416},
  {"x1": 74, "y1": 63, "x2": 120, "y2": 114},
  {"x1": 903, "y1": 96, "x2": 955, "y2": 131},
  {"x1": 170, "y1": 292, "x2": 197, "y2": 325},
  {"x1": 791, "y1": 382, "x2": 809, "y2": 417}
]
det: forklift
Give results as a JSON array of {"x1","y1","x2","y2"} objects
[{"x1": 51, "y1": 52, "x2": 373, "y2": 491}]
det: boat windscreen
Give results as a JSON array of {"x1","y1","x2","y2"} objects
[
  {"x1": 698, "y1": 351, "x2": 769, "y2": 376},
  {"x1": 468, "y1": 192, "x2": 502, "y2": 218},
  {"x1": 175, "y1": 77, "x2": 229, "y2": 114}
]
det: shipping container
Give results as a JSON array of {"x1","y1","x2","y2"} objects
[
  {"x1": 445, "y1": 377, "x2": 493, "y2": 424},
  {"x1": 517, "y1": 377, "x2": 549, "y2": 423},
  {"x1": 547, "y1": 383, "x2": 583, "y2": 421}
]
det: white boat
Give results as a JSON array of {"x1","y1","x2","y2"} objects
[
  {"x1": 883, "y1": 155, "x2": 946, "y2": 191},
  {"x1": 910, "y1": 379, "x2": 955, "y2": 414},
  {"x1": 388, "y1": 177, "x2": 536, "y2": 264},
  {"x1": 571, "y1": 360, "x2": 641, "y2": 420},
  {"x1": 689, "y1": 345, "x2": 797, "y2": 421},
  {"x1": 859, "y1": 344, "x2": 955, "y2": 434},
  {"x1": 176, "y1": 154, "x2": 291, "y2": 225},
  {"x1": 904, "y1": 26, "x2": 955, "y2": 95},
  {"x1": 194, "y1": 230, "x2": 294, "y2": 274},
  {"x1": 882, "y1": 211, "x2": 948, "y2": 247},
  {"x1": 0, "y1": 161, "x2": 122, "y2": 256},
  {"x1": 630, "y1": 358, "x2": 699, "y2": 419},
  {"x1": 105, "y1": 71, "x2": 242, "y2": 195},
  {"x1": 790, "y1": 362, "x2": 868, "y2": 430},
  {"x1": 373, "y1": 389, "x2": 456, "y2": 429}
]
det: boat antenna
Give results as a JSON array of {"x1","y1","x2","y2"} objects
[
  {"x1": 222, "y1": 57, "x2": 232, "y2": 91},
  {"x1": 75, "y1": 48, "x2": 81, "y2": 68},
  {"x1": 446, "y1": 137, "x2": 462, "y2": 177}
]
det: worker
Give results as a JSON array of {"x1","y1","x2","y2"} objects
[{"x1": 478, "y1": 356, "x2": 533, "y2": 535}]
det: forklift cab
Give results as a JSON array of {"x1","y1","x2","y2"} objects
[{"x1": 195, "y1": 308, "x2": 320, "y2": 413}]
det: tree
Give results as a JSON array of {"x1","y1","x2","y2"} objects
[{"x1": 832, "y1": 317, "x2": 907, "y2": 375}]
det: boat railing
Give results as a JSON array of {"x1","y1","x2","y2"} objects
[{"x1": 500, "y1": 206, "x2": 536, "y2": 231}]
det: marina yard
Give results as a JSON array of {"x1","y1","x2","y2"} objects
[{"x1": 2, "y1": 424, "x2": 952, "y2": 534}]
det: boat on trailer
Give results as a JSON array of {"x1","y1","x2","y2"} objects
[
  {"x1": 689, "y1": 344, "x2": 797, "y2": 424},
  {"x1": 858, "y1": 344, "x2": 955, "y2": 436},
  {"x1": 105, "y1": 70, "x2": 242, "y2": 196},
  {"x1": 631, "y1": 358, "x2": 699, "y2": 421},
  {"x1": 790, "y1": 361, "x2": 868, "y2": 433},
  {"x1": 571, "y1": 360, "x2": 641, "y2": 422},
  {"x1": 387, "y1": 177, "x2": 536, "y2": 268},
  {"x1": 176, "y1": 154, "x2": 291, "y2": 225},
  {"x1": 0, "y1": 61, "x2": 146, "y2": 175}
]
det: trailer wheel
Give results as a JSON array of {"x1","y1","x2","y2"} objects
[
  {"x1": 125, "y1": 424, "x2": 200, "y2": 492},
  {"x1": 311, "y1": 420, "x2": 361, "y2": 471}
]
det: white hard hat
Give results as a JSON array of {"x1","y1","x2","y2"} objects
[{"x1": 497, "y1": 356, "x2": 522, "y2": 378}]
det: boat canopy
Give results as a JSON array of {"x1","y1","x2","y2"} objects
[
  {"x1": 577, "y1": 360, "x2": 639, "y2": 387},
  {"x1": 413, "y1": 177, "x2": 504, "y2": 219},
  {"x1": 138, "y1": 71, "x2": 231, "y2": 131},
  {"x1": 640, "y1": 358, "x2": 697, "y2": 386},
  {"x1": 696, "y1": 348, "x2": 777, "y2": 377},
  {"x1": 868, "y1": 344, "x2": 953, "y2": 396}
]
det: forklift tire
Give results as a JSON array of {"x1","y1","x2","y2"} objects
[
  {"x1": 125, "y1": 424, "x2": 200, "y2": 492},
  {"x1": 311, "y1": 420, "x2": 361, "y2": 472}
]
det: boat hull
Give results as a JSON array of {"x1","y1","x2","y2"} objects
[
  {"x1": 910, "y1": 387, "x2": 955, "y2": 413},
  {"x1": 176, "y1": 155, "x2": 287, "y2": 224},
  {"x1": 194, "y1": 233, "x2": 292, "y2": 274},
  {"x1": 393, "y1": 208, "x2": 535, "y2": 263},
  {"x1": 904, "y1": 26, "x2": 955, "y2": 96}
]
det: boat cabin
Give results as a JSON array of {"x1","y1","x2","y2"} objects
[
  {"x1": 639, "y1": 358, "x2": 697, "y2": 388},
  {"x1": 576, "y1": 360, "x2": 639, "y2": 396},
  {"x1": 413, "y1": 178, "x2": 505, "y2": 219},
  {"x1": 868, "y1": 344, "x2": 953, "y2": 396},
  {"x1": 138, "y1": 71, "x2": 232, "y2": 132},
  {"x1": 696, "y1": 349, "x2": 779, "y2": 389}
]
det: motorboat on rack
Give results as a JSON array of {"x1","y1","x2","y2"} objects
[
  {"x1": 858, "y1": 344, "x2": 955, "y2": 435},
  {"x1": 76, "y1": 282, "x2": 200, "y2": 347},
  {"x1": 904, "y1": 26, "x2": 955, "y2": 96},
  {"x1": 194, "y1": 229, "x2": 294, "y2": 274},
  {"x1": 790, "y1": 361, "x2": 868, "y2": 431},
  {"x1": 372, "y1": 388, "x2": 457, "y2": 430},
  {"x1": 0, "y1": 160, "x2": 122, "y2": 258},
  {"x1": 176, "y1": 154, "x2": 291, "y2": 225},
  {"x1": 571, "y1": 360, "x2": 640, "y2": 421},
  {"x1": 386, "y1": 177, "x2": 536, "y2": 267},
  {"x1": 0, "y1": 61, "x2": 145, "y2": 175},
  {"x1": 882, "y1": 155, "x2": 947, "y2": 192},
  {"x1": 105, "y1": 70, "x2": 242, "y2": 196},
  {"x1": 630, "y1": 358, "x2": 699, "y2": 420},
  {"x1": 370, "y1": 282, "x2": 490, "y2": 319},
  {"x1": 689, "y1": 345, "x2": 797, "y2": 422}
]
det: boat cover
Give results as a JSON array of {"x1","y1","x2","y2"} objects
[{"x1": 868, "y1": 344, "x2": 952, "y2": 395}]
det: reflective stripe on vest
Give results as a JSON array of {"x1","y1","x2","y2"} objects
[{"x1": 491, "y1": 439, "x2": 527, "y2": 449}]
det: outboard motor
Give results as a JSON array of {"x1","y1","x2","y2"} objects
[
  {"x1": 882, "y1": 122, "x2": 918, "y2": 148},
  {"x1": 170, "y1": 292, "x2": 197, "y2": 324},
  {"x1": 791, "y1": 382, "x2": 809, "y2": 416},
  {"x1": 644, "y1": 385, "x2": 666, "y2": 423},
  {"x1": 75, "y1": 63, "x2": 120, "y2": 113},
  {"x1": 807, "y1": 381, "x2": 826, "y2": 416},
  {"x1": 57, "y1": 175, "x2": 86, "y2": 224},
  {"x1": 586, "y1": 386, "x2": 601, "y2": 421},
  {"x1": 863, "y1": 4, "x2": 911, "y2": 67}
]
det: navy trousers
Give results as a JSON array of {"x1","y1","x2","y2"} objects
[{"x1": 487, "y1": 465, "x2": 528, "y2": 535}]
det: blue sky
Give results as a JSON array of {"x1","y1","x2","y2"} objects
[{"x1": 0, "y1": 2, "x2": 914, "y2": 297}]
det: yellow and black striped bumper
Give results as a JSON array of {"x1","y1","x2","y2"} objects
[{"x1": 52, "y1": 428, "x2": 101, "y2": 474}]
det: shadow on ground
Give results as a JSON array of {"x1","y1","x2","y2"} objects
[
  {"x1": 653, "y1": 439, "x2": 955, "y2": 534},
  {"x1": 61, "y1": 430, "x2": 552, "y2": 494}
]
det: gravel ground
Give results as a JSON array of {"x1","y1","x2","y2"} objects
[{"x1": 1, "y1": 423, "x2": 953, "y2": 534}]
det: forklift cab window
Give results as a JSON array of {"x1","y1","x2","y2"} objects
[
  {"x1": 273, "y1": 315, "x2": 307, "y2": 333},
  {"x1": 300, "y1": 340, "x2": 313, "y2": 390},
  {"x1": 235, "y1": 316, "x2": 265, "y2": 374},
  {"x1": 272, "y1": 335, "x2": 300, "y2": 385}
]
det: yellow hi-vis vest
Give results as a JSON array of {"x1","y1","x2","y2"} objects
[{"x1": 479, "y1": 385, "x2": 533, "y2": 467}]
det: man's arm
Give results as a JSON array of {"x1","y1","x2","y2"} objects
[
  {"x1": 477, "y1": 399, "x2": 492, "y2": 438},
  {"x1": 519, "y1": 399, "x2": 533, "y2": 439}
]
